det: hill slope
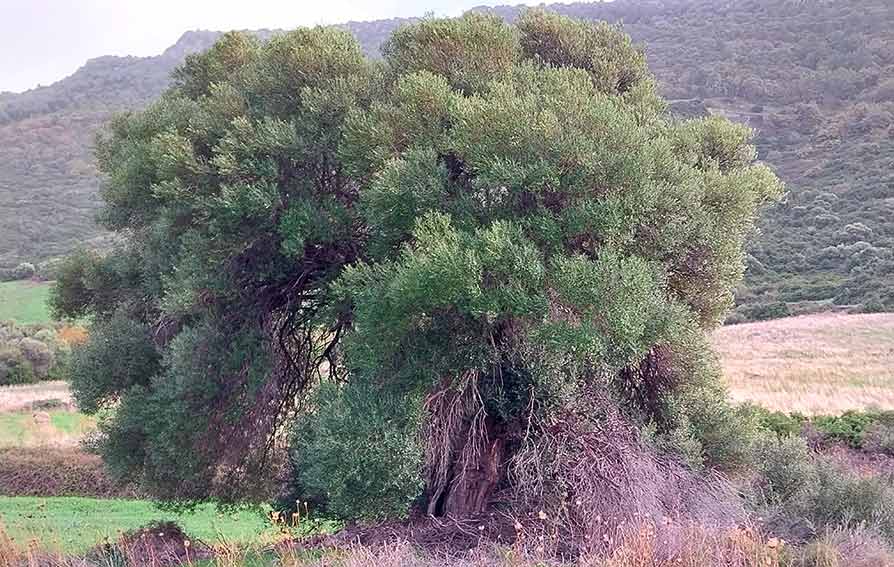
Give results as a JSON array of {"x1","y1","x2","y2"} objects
[{"x1": 1, "y1": 0, "x2": 892, "y2": 318}]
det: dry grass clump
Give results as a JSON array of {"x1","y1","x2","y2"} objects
[
  {"x1": 277, "y1": 525, "x2": 786, "y2": 567},
  {"x1": 56, "y1": 326, "x2": 88, "y2": 347},
  {"x1": 791, "y1": 526, "x2": 894, "y2": 567},
  {"x1": 599, "y1": 523, "x2": 782, "y2": 567},
  {"x1": 713, "y1": 312, "x2": 894, "y2": 414}
]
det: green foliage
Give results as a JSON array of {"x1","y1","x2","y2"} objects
[
  {"x1": 68, "y1": 313, "x2": 161, "y2": 413},
  {"x1": 0, "y1": 320, "x2": 71, "y2": 386},
  {"x1": 748, "y1": 405, "x2": 808, "y2": 438},
  {"x1": 750, "y1": 406, "x2": 894, "y2": 456},
  {"x1": 680, "y1": 389, "x2": 761, "y2": 470},
  {"x1": 287, "y1": 383, "x2": 425, "y2": 521},
  {"x1": 813, "y1": 410, "x2": 894, "y2": 450},
  {"x1": 383, "y1": 13, "x2": 521, "y2": 94},
  {"x1": 3, "y1": 1, "x2": 892, "y2": 323},
  {"x1": 59, "y1": 10, "x2": 780, "y2": 513},
  {"x1": 752, "y1": 436, "x2": 894, "y2": 543},
  {"x1": 0, "y1": 345, "x2": 36, "y2": 385},
  {"x1": 753, "y1": 434, "x2": 816, "y2": 504},
  {"x1": 791, "y1": 462, "x2": 894, "y2": 543},
  {"x1": 516, "y1": 10, "x2": 651, "y2": 98}
]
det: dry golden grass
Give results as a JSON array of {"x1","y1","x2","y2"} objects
[
  {"x1": 0, "y1": 522, "x2": 789, "y2": 567},
  {"x1": 713, "y1": 312, "x2": 894, "y2": 414}
]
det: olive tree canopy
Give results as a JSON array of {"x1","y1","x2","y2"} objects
[{"x1": 54, "y1": 11, "x2": 782, "y2": 518}]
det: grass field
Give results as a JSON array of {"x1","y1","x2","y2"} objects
[
  {"x1": 0, "y1": 410, "x2": 94, "y2": 448},
  {"x1": 0, "y1": 280, "x2": 53, "y2": 323},
  {"x1": 0, "y1": 496, "x2": 278, "y2": 554},
  {"x1": 714, "y1": 312, "x2": 894, "y2": 414},
  {"x1": 0, "y1": 382, "x2": 91, "y2": 448}
]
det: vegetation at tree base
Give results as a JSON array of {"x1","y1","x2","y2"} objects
[
  {"x1": 749, "y1": 434, "x2": 894, "y2": 545},
  {"x1": 53, "y1": 11, "x2": 783, "y2": 549},
  {"x1": 3, "y1": 0, "x2": 893, "y2": 321}
]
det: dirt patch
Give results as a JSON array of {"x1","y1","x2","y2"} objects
[
  {"x1": 87, "y1": 522, "x2": 211, "y2": 566},
  {"x1": 0, "y1": 447, "x2": 138, "y2": 498}
]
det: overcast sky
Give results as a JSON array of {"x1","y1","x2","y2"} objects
[{"x1": 1, "y1": 0, "x2": 544, "y2": 93}]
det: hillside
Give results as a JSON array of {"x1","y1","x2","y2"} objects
[{"x1": 1, "y1": 0, "x2": 892, "y2": 319}]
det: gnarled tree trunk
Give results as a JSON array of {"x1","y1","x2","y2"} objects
[{"x1": 423, "y1": 373, "x2": 508, "y2": 518}]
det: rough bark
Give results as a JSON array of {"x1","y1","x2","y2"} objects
[
  {"x1": 439, "y1": 416, "x2": 506, "y2": 517},
  {"x1": 423, "y1": 375, "x2": 507, "y2": 518}
]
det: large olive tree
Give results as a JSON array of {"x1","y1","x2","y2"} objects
[{"x1": 54, "y1": 11, "x2": 781, "y2": 518}]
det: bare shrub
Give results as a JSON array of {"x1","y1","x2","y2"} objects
[
  {"x1": 507, "y1": 397, "x2": 743, "y2": 558},
  {"x1": 86, "y1": 522, "x2": 210, "y2": 567}
]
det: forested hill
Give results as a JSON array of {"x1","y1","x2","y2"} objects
[{"x1": 1, "y1": 0, "x2": 892, "y2": 319}]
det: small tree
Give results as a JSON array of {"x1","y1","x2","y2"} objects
[
  {"x1": 54, "y1": 11, "x2": 781, "y2": 517},
  {"x1": 0, "y1": 345, "x2": 36, "y2": 386},
  {"x1": 11, "y1": 262, "x2": 35, "y2": 280}
]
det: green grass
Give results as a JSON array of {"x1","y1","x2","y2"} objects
[
  {"x1": 0, "y1": 409, "x2": 94, "y2": 448},
  {"x1": 0, "y1": 280, "x2": 53, "y2": 323},
  {"x1": 48, "y1": 411, "x2": 94, "y2": 436},
  {"x1": 0, "y1": 413, "x2": 28, "y2": 444},
  {"x1": 0, "y1": 496, "x2": 276, "y2": 553}
]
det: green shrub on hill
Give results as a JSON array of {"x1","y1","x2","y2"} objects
[{"x1": 749, "y1": 406, "x2": 894, "y2": 457}]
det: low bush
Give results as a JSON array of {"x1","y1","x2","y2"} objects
[
  {"x1": 0, "y1": 262, "x2": 37, "y2": 282},
  {"x1": 0, "y1": 320, "x2": 75, "y2": 386},
  {"x1": 749, "y1": 406, "x2": 894, "y2": 456},
  {"x1": 284, "y1": 382, "x2": 425, "y2": 521},
  {"x1": 813, "y1": 410, "x2": 894, "y2": 450},
  {"x1": 751, "y1": 435, "x2": 894, "y2": 544},
  {"x1": 0, "y1": 344, "x2": 37, "y2": 385},
  {"x1": 748, "y1": 405, "x2": 808, "y2": 438},
  {"x1": 793, "y1": 460, "x2": 894, "y2": 542},
  {"x1": 11, "y1": 262, "x2": 36, "y2": 280},
  {"x1": 752, "y1": 434, "x2": 816, "y2": 504}
]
